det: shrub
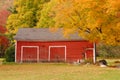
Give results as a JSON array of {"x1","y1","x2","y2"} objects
[
  {"x1": 97, "y1": 44, "x2": 120, "y2": 58},
  {"x1": 5, "y1": 45, "x2": 15, "y2": 62}
]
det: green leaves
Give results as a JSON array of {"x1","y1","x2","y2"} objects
[
  {"x1": 6, "y1": 0, "x2": 50, "y2": 41},
  {"x1": 37, "y1": 0, "x2": 56, "y2": 28}
]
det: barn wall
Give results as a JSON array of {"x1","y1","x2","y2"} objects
[{"x1": 16, "y1": 41, "x2": 94, "y2": 63}]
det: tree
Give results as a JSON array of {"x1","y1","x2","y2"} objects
[
  {"x1": 37, "y1": 0, "x2": 56, "y2": 28},
  {"x1": 0, "y1": 0, "x2": 11, "y2": 26},
  {"x1": 0, "y1": 0, "x2": 12, "y2": 57},
  {"x1": 0, "y1": 25, "x2": 8, "y2": 58},
  {"x1": 0, "y1": 26, "x2": 9, "y2": 57},
  {"x1": 6, "y1": 0, "x2": 50, "y2": 42},
  {"x1": 5, "y1": 45, "x2": 15, "y2": 62},
  {"x1": 42, "y1": 0, "x2": 120, "y2": 45},
  {"x1": 97, "y1": 44, "x2": 120, "y2": 58},
  {"x1": 0, "y1": 0, "x2": 6, "y2": 9}
]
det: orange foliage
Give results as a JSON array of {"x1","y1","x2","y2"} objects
[{"x1": 50, "y1": 0, "x2": 120, "y2": 45}]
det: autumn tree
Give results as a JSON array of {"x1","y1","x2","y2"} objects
[
  {"x1": 0, "y1": 0, "x2": 6, "y2": 9},
  {"x1": 40, "y1": 0, "x2": 120, "y2": 45},
  {"x1": 0, "y1": 27, "x2": 8, "y2": 57},
  {"x1": 6, "y1": 0, "x2": 50, "y2": 41},
  {"x1": 0, "y1": 0, "x2": 12, "y2": 57},
  {"x1": 37, "y1": 0, "x2": 56, "y2": 28},
  {"x1": 6, "y1": 0, "x2": 120, "y2": 45}
]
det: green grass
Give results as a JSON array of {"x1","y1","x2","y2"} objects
[{"x1": 0, "y1": 63, "x2": 120, "y2": 80}]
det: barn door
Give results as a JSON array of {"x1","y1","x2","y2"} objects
[
  {"x1": 85, "y1": 49, "x2": 93, "y2": 62},
  {"x1": 21, "y1": 46, "x2": 39, "y2": 62},
  {"x1": 49, "y1": 46, "x2": 66, "y2": 62}
]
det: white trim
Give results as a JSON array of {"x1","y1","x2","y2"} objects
[
  {"x1": 48, "y1": 46, "x2": 50, "y2": 61},
  {"x1": 93, "y1": 43, "x2": 96, "y2": 63},
  {"x1": 85, "y1": 48, "x2": 94, "y2": 50},
  {"x1": 15, "y1": 41, "x2": 17, "y2": 63},
  {"x1": 65, "y1": 46, "x2": 67, "y2": 61},
  {"x1": 85, "y1": 43, "x2": 96, "y2": 63},
  {"x1": 21, "y1": 46, "x2": 39, "y2": 63},
  {"x1": 85, "y1": 48, "x2": 93, "y2": 60},
  {"x1": 48, "y1": 46, "x2": 67, "y2": 62}
]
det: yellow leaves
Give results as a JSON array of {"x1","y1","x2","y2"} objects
[
  {"x1": 6, "y1": 14, "x2": 21, "y2": 35},
  {"x1": 50, "y1": 0, "x2": 120, "y2": 45},
  {"x1": 37, "y1": 0, "x2": 57, "y2": 28},
  {"x1": 116, "y1": 12, "x2": 120, "y2": 18},
  {"x1": 13, "y1": 0, "x2": 19, "y2": 7},
  {"x1": 6, "y1": 0, "x2": 120, "y2": 45},
  {"x1": 106, "y1": 0, "x2": 120, "y2": 17},
  {"x1": 117, "y1": 22, "x2": 120, "y2": 27},
  {"x1": 58, "y1": 0, "x2": 66, "y2": 3},
  {"x1": 101, "y1": 25, "x2": 120, "y2": 45},
  {"x1": 105, "y1": 35, "x2": 118, "y2": 45},
  {"x1": 108, "y1": 0, "x2": 120, "y2": 9},
  {"x1": 24, "y1": 11, "x2": 33, "y2": 20},
  {"x1": 63, "y1": 28, "x2": 76, "y2": 38}
]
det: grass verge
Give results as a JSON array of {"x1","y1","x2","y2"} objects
[{"x1": 0, "y1": 62, "x2": 120, "y2": 80}]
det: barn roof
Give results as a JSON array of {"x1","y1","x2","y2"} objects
[{"x1": 14, "y1": 28, "x2": 84, "y2": 41}]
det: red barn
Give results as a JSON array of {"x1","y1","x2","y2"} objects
[{"x1": 14, "y1": 28, "x2": 96, "y2": 63}]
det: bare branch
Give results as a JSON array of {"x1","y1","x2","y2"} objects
[
  {"x1": 96, "y1": 27, "x2": 102, "y2": 33},
  {"x1": 78, "y1": 27, "x2": 91, "y2": 33}
]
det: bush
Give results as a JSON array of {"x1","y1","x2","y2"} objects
[
  {"x1": 5, "y1": 45, "x2": 15, "y2": 62},
  {"x1": 97, "y1": 44, "x2": 120, "y2": 58}
]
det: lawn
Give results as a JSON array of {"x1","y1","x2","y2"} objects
[{"x1": 0, "y1": 62, "x2": 120, "y2": 80}]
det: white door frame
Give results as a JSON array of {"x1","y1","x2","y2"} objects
[
  {"x1": 85, "y1": 48, "x2": 93, "y2": 60},
  {"x1": 85, "y1": 43, "x2": 96, "y2": 63},
  {"x1": 15, "y1": 41, "x2": 17, "y2": 63},
  {"x1": 21, "y1": 46, "x2": 39, "y2": 63},
  {"x1": 48, "y1": 46, "x2": 67, "y2": 62}
]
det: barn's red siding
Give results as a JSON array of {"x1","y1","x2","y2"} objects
[{"x1": 16, "y1": 41, "x2": 94, "y2": 63}]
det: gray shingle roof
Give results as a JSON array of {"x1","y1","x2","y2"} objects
[{"x1": 14, "y1": 28, "x2": 83, "y2": 41}]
